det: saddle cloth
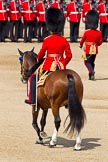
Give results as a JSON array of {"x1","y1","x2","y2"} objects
[{"x1": 37, "y1": 71, "x2": 51, "y2": 87}]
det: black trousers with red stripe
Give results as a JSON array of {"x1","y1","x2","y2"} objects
[
  {"x1": 27, "y1": 74, "x2": 36, "y2": 104},
  {"x1": 84, "y1": 54, "x2": 96, "y2": 75}
]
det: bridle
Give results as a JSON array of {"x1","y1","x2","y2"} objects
[{"x1": 19, "y1": 51, "x2": 38, "y2": 83}]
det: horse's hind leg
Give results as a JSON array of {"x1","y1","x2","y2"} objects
[
  {"x1": 50, "y1": 106, "x2": 61, "y2": 147},
  {"x1": 32, "y1": 105, "x2": 43, "y2": 144},
  {"x1": 74, "y1": 132, "x2": 82, "y2": 150},
  {"x1": 40, "y1": 109, "x2": 48, "y2": 139}
]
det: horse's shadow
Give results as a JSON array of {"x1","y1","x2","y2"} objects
[
  {"x1": 43, "y1": 137, "x2": 101, "y2": 150},
  {"x1": 95, "y1": 78, "x2": 108, "y2": 81},
  {"x1": 81, "y1": 138, "x2": 101, "y2": 150}
]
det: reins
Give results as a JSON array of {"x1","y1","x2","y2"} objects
[{"x1": 27, "y1": 58, "x2": 45, "y2": 77}]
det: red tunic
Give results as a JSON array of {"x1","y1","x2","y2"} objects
[
  {"x1": 21, "y1": 0, "x2": 34, "y2": 21},
  {"x1": 0, "y1": 1, "x2": 8, "y2": 20},
  {"x1": 66, "y1": 1, "x2": 81, "y2": 22},
  {"x1": 38, "y1": 34, "x2": 72, "y2": 71},
  {"x1": 82, "y1": 2, "x2": 92, "y2": 22},
  {"x1": 51, "y1": 1, "x2": 62, "y2": 9},
  {"x1": 98, "y1": 2, "x2": 108, "y2": 23},
  {"x1": 36, "y1": 1, "x2": 45, "y2": 22},
  {"x1": 8, "y1": 0, "x2": 21, "y2": 20},
  {"x1": 80, "y1": 29, "x2": 102, "y2": 54}
]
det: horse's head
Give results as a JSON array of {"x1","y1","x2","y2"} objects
[{"x1": 18, "y1": 47, "x2": 38, "y2": 83}]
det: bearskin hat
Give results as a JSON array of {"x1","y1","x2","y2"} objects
[
  {"x1": 45, "y1": 7, "x2": 65, "y2": 34},
  {"x1": 86, "y1": 10, "x2": 99, "y2": 29}
]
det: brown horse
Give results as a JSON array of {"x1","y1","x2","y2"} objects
[{"x1": 18, "y1": 48, "x2": 86, "y2": 150}]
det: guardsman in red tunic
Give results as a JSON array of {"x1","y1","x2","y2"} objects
[
  {"x1": 17, "y1": 0, "x2": 24, "y2": 39},
  {"x1": 97, "y1": 0, "x2": 108, "y2": 42},
  {"x1": 66, "y1": 0, "x2": 81, "y2": 42},
  {"x1": 37, "y1": 7, "x2": 72, "y2": 71},
  {"x1": 25, "y1": 7, "x2": 72, "y2": 105},
  {"x1": 82, "y1": 0, "x2": 97, "y2": 29},
  {"x1": 31, "y1": 0, "x2": 38, "y2": 38},
  {"x1": 36, "y1": 0, "x2": 46, "y2": 42},
  {"x1": 0, "y1": 0, "x2": 9, "y2": 42},
  {"x1": 80, "y1": 10, "x2": 102, "y2": 80},
  {"x1": 51, "y1": 0, "x2": 67, "y2": 36},
  {"x1": 21, "y1": 0, "x2": 34, "y2": 42},
  {"x1": 8, "y1": 0, "x2": 21, "y2": 42}
]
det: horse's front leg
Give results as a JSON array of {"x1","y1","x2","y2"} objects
[
  {"x1": 32, "y1": 105, "x2": 43, "y2": 144},
  {"x1": 74, "y1": 132, "x2": 82, "y2": 150},
  {"x1": 50, "y1": 107, "x2": 61, "y2": 147},
  {"x1": 40, "y1": 109, "x2": 48, "y2": 139}
]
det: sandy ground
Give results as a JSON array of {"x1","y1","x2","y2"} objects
[{"x1": 0, "y1": 22, "x2": 108, "y2": 162}]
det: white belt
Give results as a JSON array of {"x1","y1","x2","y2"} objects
[
  {"x1": 39, "y1": 12, "x2": 45, "y2": 14},
  {"x1": 0, "y1": 10, "x2": 7, "y2": 13},
  {"x1": 11, "y1": 11, "x2": 19, "y2": 13},
  {"x1": 23, "y1": 11, "x2": 33, "y2": 13},
  {"x1": 70, "y1": 12, "x2": 79, "y2": 14},
  {"x1": 100, "y1": 13, "x2": 108, "y2": 16}
]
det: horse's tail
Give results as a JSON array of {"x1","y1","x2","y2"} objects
[{"x1": 64, "y1": 74, "x2": 86, "y2": 137}]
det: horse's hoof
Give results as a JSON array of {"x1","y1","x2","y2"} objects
[
  {"x1": 36, "y1": 139, "x2": 43, "y2": 144},
  {"x1": 74, "y1": 144, "x2": 82, "y2": 151},
  {"x1": 49, "y1": 144, "x2": 56, "y2": 148},
  {"x1": 40, "y1": 132, "x2": 48, "y2": 139},
  {"x1": 49, "y1": 140, "x2": 56, "y2": 148}
]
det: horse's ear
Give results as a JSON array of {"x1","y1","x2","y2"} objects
[
  {"x1": 18, "y1": 48, "x2": 24, "y2": 56},
  {"x1": 31, "y1": 47, "x2": 35, "y2": 53}
]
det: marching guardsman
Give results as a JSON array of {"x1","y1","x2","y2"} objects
[
  {"x1": 80, "y1": 10, "x2": 102, "y2": 80},
  {"x1": 36, "y1": 0, "x2": 46, "y2": 42},
  {"x1": 97, "y1": 0, "x2": 108, "y2": 42},
  {"x1": 82, "y1": 0, "x2": 97, "y2": 29},
  {"x1": 21, "y1": 0, "x2": 34, "y2": 42},
  {"x1": 8, "y1": 0, "x2": 21, "y2": 42},
  {"x1": 25, "y1": 7, "x2": 72, "y2": 105},
  {"x1": 0, "y1": 0, "x2": 9, "y2": 42},
  {"x1": 66, "y1": 0, "x2": 81, "y2": 42}
]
